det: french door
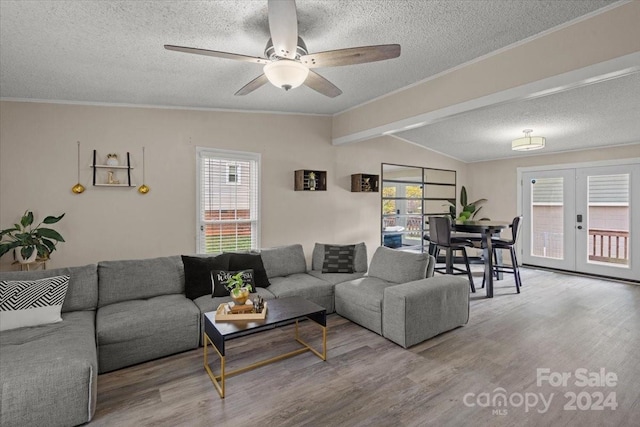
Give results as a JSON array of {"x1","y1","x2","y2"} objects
[{"x1": 521, "y1": 162, "x2": 640, "y2": 281}]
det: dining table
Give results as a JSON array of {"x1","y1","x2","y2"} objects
[{"x1": 453, "y1": 220, "x2": 511, "y2": 298}]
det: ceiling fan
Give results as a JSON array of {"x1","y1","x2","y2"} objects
[{"x1": 164, "y1": 0, "x2": 400, "y2": 98}]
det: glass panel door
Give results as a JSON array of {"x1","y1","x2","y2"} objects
[
  {"x1": 522, "y1": 169, "x2": 576, "y2": 271},
  {"x1": 521, "y1": 163, "x2": 639, "y2": 281},
  {"x1": 575, "y1": 165, "x2": 640, "y2": 281}
]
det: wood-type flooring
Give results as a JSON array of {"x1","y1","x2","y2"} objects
[{"x1": 90, "y1": 268, "x2": 640, "y2": 427}]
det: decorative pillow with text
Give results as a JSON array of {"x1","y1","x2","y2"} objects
[{"x1": 211, "y1": 269, "x2": 255, "y2": 297}]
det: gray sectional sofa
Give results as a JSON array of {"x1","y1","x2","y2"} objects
[{"x1": 0, "y1": 243, "x2": 469, "y2": 427}]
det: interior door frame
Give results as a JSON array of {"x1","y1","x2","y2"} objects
[{"x1": 517, "y1": 157, "x2": 640, "y2": 279}]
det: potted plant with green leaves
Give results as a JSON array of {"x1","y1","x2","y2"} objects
[
  {"x1": 448, "y1": 186, "x2": 489, "y2": 221},
  {"x1": 225, "y1": 271, "x2": 254, "y2": 305},
  {"x1": 0, "y1": 211, "x2": 65, "y2": 263}
]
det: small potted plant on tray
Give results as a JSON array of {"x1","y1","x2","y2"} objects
[{"x1": 225, "y1": 271, "x2": 253, "y2": 305}]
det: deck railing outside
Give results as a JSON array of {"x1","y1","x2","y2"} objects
[{"x1": 589, "y1": 228, "x2": 629, "y2": 265}]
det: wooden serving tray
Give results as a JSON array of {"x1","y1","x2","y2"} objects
[{"x1": 215, "y1": 302, "x2": 267, "y2": 321}]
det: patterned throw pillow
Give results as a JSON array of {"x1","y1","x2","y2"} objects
[
  {"x1": 322, "y1": 245, "x2": 355, "y2": 273},
  {"x1": 211, "y1": 269, "x2": 255, "y2": 297},
  {"x1": 0, "y1": 275, "x2": 70, "y2": 331}
]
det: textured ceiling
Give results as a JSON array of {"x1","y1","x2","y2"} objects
[
  {"x1": 396, "y1": 71, "x2": 640, "y2": 162},
  {"x1": 1, "y1": 0, "x2": 636, "y2": 162}
]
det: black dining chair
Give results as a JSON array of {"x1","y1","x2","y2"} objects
[
  {"x1": 428, "y1": 216, "x2": 476, "y2": 292},
  {"x1": 482, "y1": 216, "x2": 523, "y2": 293}
]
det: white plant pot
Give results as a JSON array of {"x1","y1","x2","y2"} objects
[
  {"x1": 106, "y1": 157, "x2": 119, "y2": 166},
  {"x1": 15, "y1": 246, "x2": 38, "y2": 264}
]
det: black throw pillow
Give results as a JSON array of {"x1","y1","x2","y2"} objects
[
  {"x1": 322, "y1": 244, "x2": 355, "y2": 273},
  {"x1": 182, "y1": 254, "x2": 231, "y2": 300},
  {"x1": 228, "y1": 253, "x2": 271, "y2": 288},
  {"x1": 211, "y1": 269, "x2": 255, "y2": 297}
]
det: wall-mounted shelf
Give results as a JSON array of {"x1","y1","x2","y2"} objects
[
  {"x1": 351, "y1": 173, "x2": 379, "y2": 192},
  {"x1": 91, "y1": 150, "x2": 134, "y2": 187},
  {"x1": 295, "y1": 169, "x2": 327, "y2": 191}
]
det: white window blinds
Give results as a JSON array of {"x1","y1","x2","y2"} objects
[{"x1": 196, "y1": 147, "x2": 260, "y2": 253}]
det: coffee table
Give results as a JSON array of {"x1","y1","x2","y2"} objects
[{"x1": 203, "y1": 296, "x2": 327, "y2": 398}]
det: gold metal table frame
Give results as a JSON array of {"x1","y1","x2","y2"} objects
[{"x1": 203, "y1": 302, "x2": 327, "y2": 398}]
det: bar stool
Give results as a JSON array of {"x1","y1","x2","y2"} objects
[
  {"x1": 429, "y1": 216, "x2": 476, "y2": 293},
  {"x1": 483, "y1": 216, "x2": 522, "y2": 293}
]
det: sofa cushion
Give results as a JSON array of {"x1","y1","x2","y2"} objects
[
  {"x1": 96, "y1": 294, "x2": 200, "y2": 373},
  {"x1": 267, "y1": 273, "x2": 335, "y2": 312},
  {"x1": 182, "y1": 254, "x2": 231, "y2": 299},
  {"x1": 228, "y1": 253, "x2": 270, "y2": 288},
  {"x1": 312, "y1": 242, "x2": 367, "y2": 272},
  {"x1": 334, "y1": 276, "x2": 393, "y2": 335},
  {"x1": 0, "y1": 264, "x2": 98, "y2": 313},
  {"x1": 0, "y1": 311, "x2": 97, "y2": 426},
  {"x1": 0, "y1": 275, "x2": 69, "y2": 331},
  {"x1": 260, "y1": 244, "x2": 307, "y2": 278},
  {"x1": 98, "y1": 256, "x2": 184, "y2": 307},
  {"x1": 322, "y1": 244, "x2": 355, "y2": 273},
  {"x1": 368, "y1": 246, "x2": 430, "y2": 283},
  {"x1": 307, "y1": 270, "x2": 366, "y2": 285}
]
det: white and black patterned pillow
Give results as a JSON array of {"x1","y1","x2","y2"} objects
[
  {"x1": 0, "y1": 275, "x2": 69, "y2": 331},
  {"x1": 322, "y1": 245, "x2": 355, "y2": 273}
]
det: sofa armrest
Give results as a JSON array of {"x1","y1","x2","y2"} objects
[{"x1": 382, "y1": 276, "x2": 469, "y2": 348}]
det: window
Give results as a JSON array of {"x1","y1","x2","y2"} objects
[
  {"x1": 226, "y1": 164, "x2": 240, "y2": 184},
  {"x1": 197, "y1": 147, "x2": 260, "y2": 253}
]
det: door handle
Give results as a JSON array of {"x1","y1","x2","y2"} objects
[{"x1": 577, "y1": 225, "x2": 583, "y2": 230}]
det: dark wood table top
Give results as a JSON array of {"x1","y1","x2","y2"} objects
[
  {"x1": 453, "y1": 220, "x2": 511, "y2": 233},
  {"x1": 204, "y1": 296, "x2": 326, "y2": 338}
]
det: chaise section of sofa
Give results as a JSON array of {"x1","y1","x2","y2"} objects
[
  {"x1": 335, "y1": 246, "x2": 467, "y2": 347},
  {"x1": 96, "y1": 256, "x2": 200, "y2": 373},
  {"x1": 0, "y1": 264, "x2": 99, "y2": 427}
]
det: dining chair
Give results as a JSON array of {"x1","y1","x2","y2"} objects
[
  {"x1": 482, "y1": 216, "x2": 522, "y2": 293},
  {"x1": 428, "y1": 216, "x2": 476, "y2": 292}
]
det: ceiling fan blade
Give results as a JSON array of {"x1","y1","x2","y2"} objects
[
  {"x1": 234, "y1": 74, "x2": 270, "y2": 96},
  {"x1": 304, "y1": 70, "x2": 342, "y2": 98},
  {"x1": 268, "y1": 0, "x2": 298, "y2": 59},
  {"x1": 164, "y1": 45, "x2": 268, "y2": 65},
  {"x1": 300, "y1": 44, "x2": 401, "y2": 68}
]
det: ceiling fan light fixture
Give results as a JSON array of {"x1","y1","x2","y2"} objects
[
  {"x1": 512, "y1": 129, "x2": 545, "y2": 151},
  {"x1": 263, "y1": 60, "x2": 309, "y2": 91}
]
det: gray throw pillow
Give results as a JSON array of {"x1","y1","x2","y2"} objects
[{"x1": 322, "y1": 245, "x2": 355, "y2": 273}]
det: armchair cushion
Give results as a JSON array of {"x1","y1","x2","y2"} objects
[{"x1": 368, "y1": 246, "x2": 431, "y2": 283}]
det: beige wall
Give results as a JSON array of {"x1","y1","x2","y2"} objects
[
  {"x1": 465, "y1": 144, "x2": 640, "y2": 222},
  {"x1": 0, "y1": 101, "x2": 466, "y2": 269}
]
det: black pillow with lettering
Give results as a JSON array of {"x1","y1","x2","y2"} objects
[
  {"x1": 211, "y1": 269, "x2": 255, "y2": 297},
  {"x1": 182, "y1": 253, "x2": 231, "y2": 299}
]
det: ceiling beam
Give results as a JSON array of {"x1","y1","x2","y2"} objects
[{"x1": 332, "y1": 1, "x2": 640, "y2": 146}]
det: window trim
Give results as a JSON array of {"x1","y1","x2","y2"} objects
[{"x1": 196, "y1": 147, "x2": 261, "y2": 253}]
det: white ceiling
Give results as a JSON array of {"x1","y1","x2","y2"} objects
[{"x1": 1, "y1": 0, "x2": 637, "y2": 162}]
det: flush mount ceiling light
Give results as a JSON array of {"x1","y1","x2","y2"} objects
[
  {"x1": 512, "y1": 129, "x2": 546, "y2": 151},
  {"x1": 263, "y1": 60, "x2": 309, "y2": 91}
]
